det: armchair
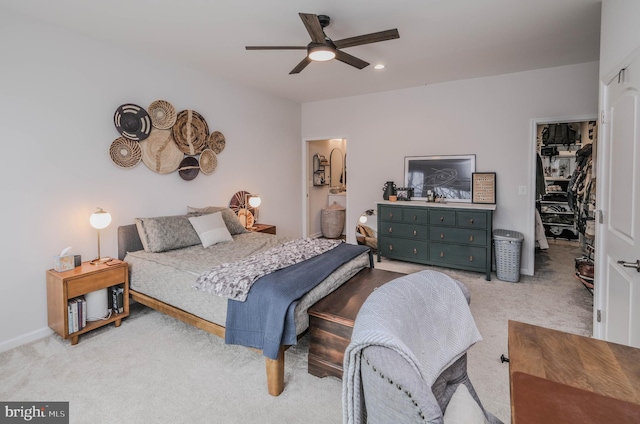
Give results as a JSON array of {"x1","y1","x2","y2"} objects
[{"x1": 343, "y1": 270, "x2": 502, "y2": 424}]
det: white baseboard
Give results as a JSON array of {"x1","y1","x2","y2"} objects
[{"x1": 0, "y1": 327, "x2": 53, "y2": 353}]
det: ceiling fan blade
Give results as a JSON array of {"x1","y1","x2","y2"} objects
[
  {"x1": 246, "y1": 46, "x2": 307, "y2": 50},
  {"x1": 299, "y1": 13, "x2": 325, "y2": 44},
  {"x1": 335, "y1": 50, "x2": 369, "y2": 69},
  {"x1": 334, "y1": 29, "x2": 400, "y2": 49},
  {"x1": 290, "y1": 56, "x2": 312, "y2": 74}
]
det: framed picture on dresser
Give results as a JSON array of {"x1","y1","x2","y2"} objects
[
  {"x1": 404, "y1": 155, "x2": 476, "y2": 202},
  {"x1": 472, "y1": 172, "x2": 496, "y2": 204}
]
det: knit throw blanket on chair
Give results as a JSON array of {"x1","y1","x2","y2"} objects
[{"x1": 342, "y1": 270, "x2": 482, "y2": 424}]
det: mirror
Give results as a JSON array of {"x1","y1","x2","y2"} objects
[
  {"x1": 356, "y1": 209, "x2": 377, "y2": 250},
  {"x1": 329, "y1": 148, "x2": 344, "y2": 191}
]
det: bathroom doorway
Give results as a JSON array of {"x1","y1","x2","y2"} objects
[{"x1": 304, "y1": 138, "x2": 347, "y2": 238}]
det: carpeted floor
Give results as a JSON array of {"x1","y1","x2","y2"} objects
[{"x1": 0, "y1": 241, "x2": 592, "y2": 423}]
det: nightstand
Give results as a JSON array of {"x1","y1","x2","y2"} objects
[
  {"x1": 46, "y1": 260, "x2": 129, "y2": 345},
  {"x1": 249, "y1": 224, "x2": 276, "y2": 235}
]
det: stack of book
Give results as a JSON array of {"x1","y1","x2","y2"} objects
[{"x1": 67, "y1": 296, "x2": 87, "y2": 334}]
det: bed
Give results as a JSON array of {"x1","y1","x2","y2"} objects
[{"x1": 117, "y1": 208, "x2": 372, "y2": 396}]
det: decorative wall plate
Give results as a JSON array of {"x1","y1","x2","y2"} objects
[
  {"x1": 148, "y1": 100, "x2": 177, "y2": 129},
  {"x1": 109, "y1": 137, "x2": 141, "y2": 168},
  {"x1": 114, "y1": 104, "x2": 152, "y2": 141},
  {"x1": 199, "y1": 149, "x2": 217, "y2": 175},
  {"x1": 139, "y1": 128, "x2": 183, "y2": 174},
  {"x1": 178, "y1": 156, "x2": 200, "y2": 181},
  {"x1": 207, "y1": 131, "x2": 226, "y2": 154},
  {"x1": 172, "y1": 110, "x2": 209, "y2": 155}
]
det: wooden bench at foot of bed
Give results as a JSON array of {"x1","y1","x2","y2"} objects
[{"x1": 130, "y1": 289, "x2": 289, "y2": 396}]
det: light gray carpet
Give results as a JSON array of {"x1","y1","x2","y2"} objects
[{"x1": 0, "y1": 242, "x2": 592, "y2": 423}]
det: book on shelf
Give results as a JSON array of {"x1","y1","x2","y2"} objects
[
  {"x1": 67, "y1": 296, "x2": 87, "y2": 334},
  {"x1": 110, "y1": 286, "x2": 124, "y2": 314}
]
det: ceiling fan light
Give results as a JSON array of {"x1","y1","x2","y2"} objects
[{"x1": 308, "y1": 45, "x2": 336, "y2": 61}]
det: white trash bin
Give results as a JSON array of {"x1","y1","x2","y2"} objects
[{"x1": 493, "y1": 229, "x2": 524, "y2": 282}]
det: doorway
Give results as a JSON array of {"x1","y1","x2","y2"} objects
[
  {"x1": 304, "y1": 138, "x2": 347, "y2": 239},
  {"x1": 531, "y1": 118, "x2": 597, "y2": 293}
]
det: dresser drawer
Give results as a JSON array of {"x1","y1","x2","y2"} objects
[
  {"x1": 379, "y1": 205, "x2": 403, "y2": 222},
  {"x1": 402, "y1": 208, "x2": 430, "y2": 223},
  {"x1": 457, "y1": 211, "x2": 488, "y2": 229},
  {"x1": 429, "y1": 209, "x2": 456, "y2": 226},
  {"x1": 429, "y1": 243, "x2": 486, "y2": 269},
  {"x1": 66, "y1": 267, "x2": 126, "y2": 298},
  {"x1": 379, "y1": 237, "x2": 428, "y2": 261},
  {"x1": 380, "y1": 222, "x2": 428, "y2": 240},
  {"x1": 429, "y1": 227, "x2": 487, "y2": 246}
]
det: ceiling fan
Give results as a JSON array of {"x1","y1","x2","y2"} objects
[{"x1": 245, "y1": 13, "x2": 400, "y2": 74}]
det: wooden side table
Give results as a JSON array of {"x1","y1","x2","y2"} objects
[
  {"x1": 249, "y1": 224, "x2": 276, "y2": 234},
  {"x1": 46, "y1": 260, "x2": 129, "y2": 345},
  {"x1": 508, "y1": 320, "x2": 640, "y2": 423}
]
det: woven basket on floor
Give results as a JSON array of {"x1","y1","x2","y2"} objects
[{"x1": 321, "y1": 202, "x2": 345, "y2": 239}]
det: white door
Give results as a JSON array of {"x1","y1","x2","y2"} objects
[{"x1": 596, "y1": 55, "x2": 640, "y2": 347}]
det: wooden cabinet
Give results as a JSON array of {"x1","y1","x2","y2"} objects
[
  {"x1": 46, "y1": 261, "x2": 129, "y2": 345},
  {"x1": 377, "y1": 202, "x2": 495, "y2": 280}
]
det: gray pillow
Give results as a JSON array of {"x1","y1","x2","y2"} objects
[
  {"x1": 135, "y1": 214, "x2": 201, "y2": 253},
  {"x1": 187, "y1": 206, "x2": 247, "y2": 235}
]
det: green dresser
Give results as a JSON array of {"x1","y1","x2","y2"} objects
[{"x1": 377, "y1": 202, "x2": 495, "y2": 280}]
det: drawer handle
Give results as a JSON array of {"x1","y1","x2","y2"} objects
[
  {"x1": 389, "y1": 245, "x2": 394, "y2": 251},
  {"x1": 469, "y1": 218, "x2": 474, "y2": 224},
  {"x1": 440, "y1": 251, "x2": 444, "y2": 258},
  {"x1": 413, "y1": 248, "x2": 418, "y2": 254},
  {"x1": 440, "y1": 216, "x2": 444, "y2": 222},
  {"x1": 388, "y1": 227, "x2": 393, "y2": 234},
  {"x1": 413, "y1": 230, "x2": 417, "y2": 236},
  {"x1": 389, "y1": 213, "x2": 394, "y2": 219},
  {"x1": 440, "y1": 233, "x2": 444, "y2": 239},
  {"x1": 469, "y1": 235, "x2": 474, "y2": 242},
  {"x1": 413, "y1": 215, "x2": 418, "y2": 221},
  {"x1": 469, "y1": 255, "x2": 474, "y2": 262}
]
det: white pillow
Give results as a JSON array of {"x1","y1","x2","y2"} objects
[
  {"x1": 188, "y1": 212, "x2": 233, "y2": 248},
  {"x1": 443, "y1": 384, "x2": 488, "y2": 424}
]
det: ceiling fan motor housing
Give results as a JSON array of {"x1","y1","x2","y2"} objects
[{"x1": 318, "y1": 15, "x2": 330, "y2": 28}]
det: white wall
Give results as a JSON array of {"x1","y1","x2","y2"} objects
[
  {"x1": 600, "y1": 0, "x2": 640, "y2": 77},
  {"x1": 0, "y1": 9, "x2": 301, "y2": 350},
  {"x1": 302, "y1": 62, "x2": 599, "y2": 276}
]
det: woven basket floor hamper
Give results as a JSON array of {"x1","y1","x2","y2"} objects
[{"x1": 321, "y1": 202, "x2": 346, "y2": 239}]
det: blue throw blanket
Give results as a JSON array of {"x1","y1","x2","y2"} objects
[{"x1": 225, "y1": 243, "x2": 371, "y2": 359}]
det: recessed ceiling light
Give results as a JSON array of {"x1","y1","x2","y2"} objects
[{"x1": 374, "y1": 64, "x2": 385, "y2": 70}]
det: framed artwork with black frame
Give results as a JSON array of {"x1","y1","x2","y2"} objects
[{"x1": 471, "y1": 172, "x2": 496, "y2": 204}]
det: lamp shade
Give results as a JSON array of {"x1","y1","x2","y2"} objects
[
  {"x1": 90, "y1": 208, "x2": 112, "y2": 230},
  {"x1": 248, "y1": 195, "x2": 261, "y2": 208}
]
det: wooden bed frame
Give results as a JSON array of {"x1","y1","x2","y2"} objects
[
  {"x1": 129, "y1": 288, "x2": 289, "y2": 396},
  {"x1": 117, "y1": 224, "x2": 371, "y2": 396}
]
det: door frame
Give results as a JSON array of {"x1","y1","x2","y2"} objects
[
  {"x1": 301, "y1": 135, "x2": 349, "y2": 240},
  {"x1": 528, "y1": 115, "x2": 597, "y2": 275}
]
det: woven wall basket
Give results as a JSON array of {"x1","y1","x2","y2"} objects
[
  {"x1": 148, "y1": 100, "x2": 177, "y2": 130},
  {"x1": 207, "y1": 131, "x2": 226, "y2": 154},
  {"x1": 139, "y1": 128, "x2": 184, "y2": 174},
  {"x1": 114, "y1": 103, "x2": 152, "y2": 141},
  {"x1": 199, "y1": 149, "x2": 218, "y2": 175},
  {"x1": 172, "y1": 110, "x2": 209, "y2": 155},
  {"x1": 109, "y1": 137, "x2": 142, "y2": 168},
  {"x1": 178, "y1": 156, "x2": 200, "y2": 181}
]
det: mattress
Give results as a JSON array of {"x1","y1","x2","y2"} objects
[{"x1": 124, "y1": 232, "x2": 370, "y2": 335}]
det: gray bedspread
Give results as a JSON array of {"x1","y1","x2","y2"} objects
[
  {"x1": 225, "y1": 243, "x2": 371, "y2": 359},
  {"x1": 124, "y1": 232, "x2": 371, "y2": 338}
]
